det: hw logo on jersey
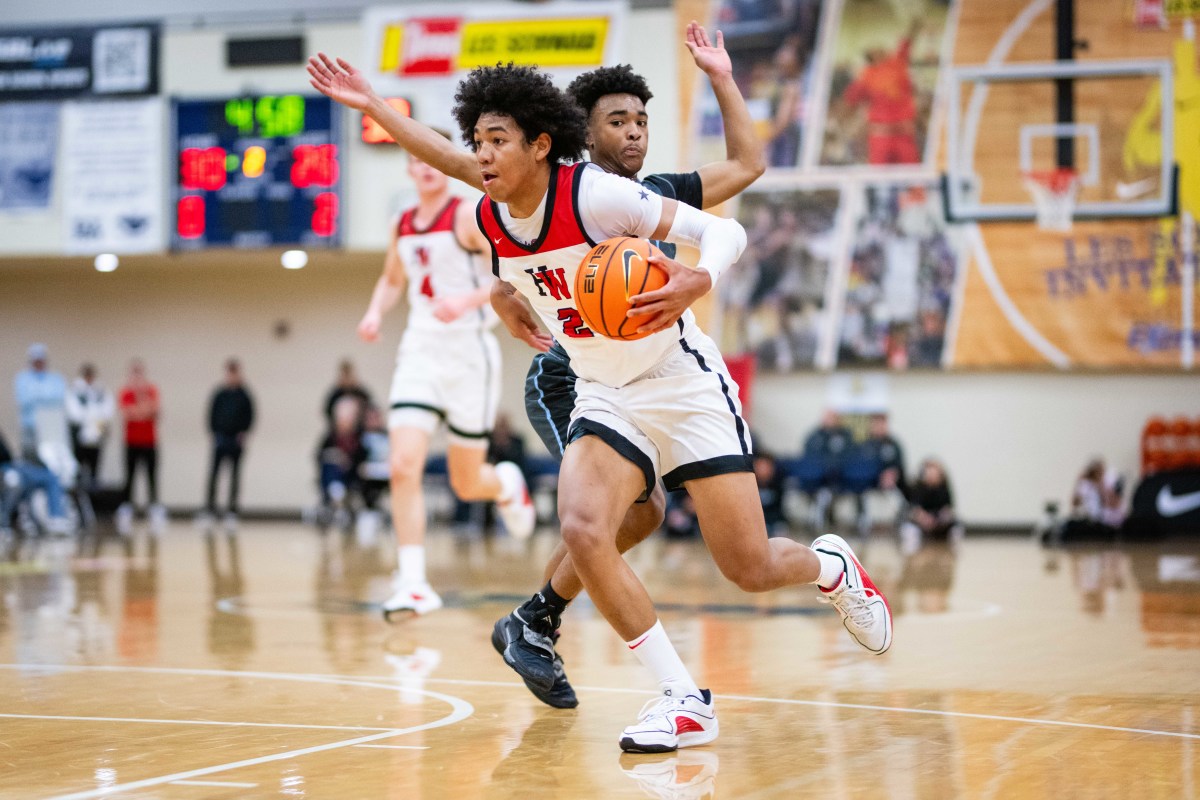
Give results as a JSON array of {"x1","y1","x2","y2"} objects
[
  {"x1": 415, "y1": 246, "x2": 430, "y2": 267},
  {"x1": 525, "y1": 266, "x2": 571, "y2": 300}
]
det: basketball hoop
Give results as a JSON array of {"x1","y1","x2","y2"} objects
[{"x1": 1022, "y1": 168, "x2": 1079, "y2": 232}]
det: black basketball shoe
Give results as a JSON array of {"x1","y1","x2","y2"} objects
[{"x1": 491, "y1": 609, "x2": 577, "y2": 707}]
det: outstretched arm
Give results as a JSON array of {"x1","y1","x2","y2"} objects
[
  {"x1": 307, "y1": 53, "x2": 482, "y2": 190},
  {"x1": 686, "y1": 22, "x2": 766, "y2": 206}
]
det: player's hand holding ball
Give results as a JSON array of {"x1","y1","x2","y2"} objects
[{"x1": 574, "y1": 237, "x2": 712, "y2": 340}]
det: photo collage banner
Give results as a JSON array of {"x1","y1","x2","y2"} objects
[{"x1": 697, "y1": 0, "x2": 1196, "y2": 371}]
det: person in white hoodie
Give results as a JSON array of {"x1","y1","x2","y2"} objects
[{"x1": 64, "y1": 363, "x2": 115, "y2": 490}]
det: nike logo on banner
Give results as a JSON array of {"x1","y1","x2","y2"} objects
[{"x1": 1156, "y1": 486, "x2": 1200, "y2": 517}]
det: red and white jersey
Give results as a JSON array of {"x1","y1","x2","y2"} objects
[
  {"x1": 395, "y1": 196, "x2": 496, "y2": 333},
  {"x1": 477, "y1": 162, "x2": 698, "y2": 388}
]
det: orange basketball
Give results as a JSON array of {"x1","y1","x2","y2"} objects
[{"x1": 574, "y1": 237, "x2": 667, "y2": 341}]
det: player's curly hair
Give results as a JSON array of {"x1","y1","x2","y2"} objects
[
  {"x1": 452, "y1": 63, "x2": 587, "y2": 163},
  {"x1": 566, "y1": 65, "x2": 654, "y2": 118}
]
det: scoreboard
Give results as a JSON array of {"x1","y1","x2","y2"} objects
[{"x1": 172, "y1": 95, "x2": 341, "y2": 249}]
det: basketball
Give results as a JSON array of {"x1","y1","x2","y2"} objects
[{"x1": 574, "y1": 237, "x2": 667, "y2": 341}]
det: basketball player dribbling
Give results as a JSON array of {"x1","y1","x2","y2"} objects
[
  {"x1": 357, "y1": 141, "x2": 535, "y2": 619},
  {"x1": 310, "y1": 52, "x2": 892, "y2": 753},
  {"x1": 489, "y1": 24, "x2": 771, "y2": 710}
]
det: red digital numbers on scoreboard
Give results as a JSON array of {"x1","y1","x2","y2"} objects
[
  {"x1": 312, "y1": 192, "x2": 338, "y2": 237},
  {"x1": 291, "y1": 144, "x2": 339, "y2": 188},
  {"x1": 180, "y1": 147, "x2": 228, "y2": 191},
  {"x1": 176, "y1": 196, "x2": 206, "y2": 239}
]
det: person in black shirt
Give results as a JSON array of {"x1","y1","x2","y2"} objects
[
  {"x1": 900, "y1": 458, "x2": 962, "y2": 556},
  {"x1": 323, "y1": 359, "x2": 372, "y2": 428},
  {"x1": 203, "y1": 359, "x2": 255, "y2": 527},
  {"x1": 849, "y1": 413, "x2": 908, "y2": 531},
  {"x1": 800, "y1": 409, "x2": 854, "y2": 525}
]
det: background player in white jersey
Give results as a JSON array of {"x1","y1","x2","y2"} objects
[
  {"x1": 357, "y1": 144, "x2": 535, "y2": 619},
  {"x1": 310, "y1": 53, "x2": 891, "y2": 753}
]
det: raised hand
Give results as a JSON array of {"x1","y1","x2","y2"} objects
[
  {"x1": 307, "y1": 53, "x2": 376, "y2": 111},
  {"x1": 684, "y1": 21, "x2": 731, "y2": 79}
]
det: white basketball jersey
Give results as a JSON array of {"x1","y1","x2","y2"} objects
[
  {"x1": 476, "y1": 162, "x2": 697, "y2": 388},
  {"x1": 395, "y1": 197, "x2": 496, "y2": 333}
]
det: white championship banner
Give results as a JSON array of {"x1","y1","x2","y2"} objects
[{"x1": 62, "y1": 97, "x2": 164, "y2": 254}]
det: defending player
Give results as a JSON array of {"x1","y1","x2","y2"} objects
[
  {"x1": 357, "y1": 144, "x2": 536, "y2": 619},
  {"x1": 310, "y1": 53, "x2": 891, "y2": 753}
]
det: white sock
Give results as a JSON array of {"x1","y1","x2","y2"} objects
[
  {"x1": 814, "y1": 549, "x2": 846, "y2": 590},
  {"x1": 625, "y1": 619, "x2": 701, "y2": 699},
  {"x1": 397, "y1": 544, "x2": 426, "y2": 585}
]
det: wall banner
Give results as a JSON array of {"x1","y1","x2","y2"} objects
[
  {"x1": 363, "y1": 2, "x2": 625, "y2": 132},
  {"x1": 0, "y1": 23, "x2": 160, "y2": 101},
  {"x1": 61, "y1": 98, "x2": 164, "y2": 254}
]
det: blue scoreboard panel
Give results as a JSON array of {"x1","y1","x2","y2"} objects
[{"x1": 172, "y1": 94, "x2": 341, "y2": 249}]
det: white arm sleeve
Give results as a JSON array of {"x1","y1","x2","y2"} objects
[
  {"x1": 577, "y1": 165, "x2": 663, "y2": 241},
  {"x1": 664, "y1": 202, "x2": 748, "y2": 285}
]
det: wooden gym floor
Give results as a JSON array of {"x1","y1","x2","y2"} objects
[{"x1": 0, "y1": 518, "x2": 1197, "y2": 799}]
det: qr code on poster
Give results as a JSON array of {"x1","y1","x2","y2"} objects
[{"x1": 92, "y1": 28, "x2": 151, "y2": 94}]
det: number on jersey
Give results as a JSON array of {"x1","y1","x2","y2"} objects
[{"x1": 557, "y1": 308, "x2": 594, "y2": 338}]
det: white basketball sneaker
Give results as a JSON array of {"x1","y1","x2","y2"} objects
[
  {"x1": 619, "y1": 689, "x2": 718, "y2": 753},
  {"x1": 619, "y1": 750, "x2": 720, "y2": 800},
  {"x1": 494, "y1": 461, "x2": 535, "y2": 540},
  {"x1": 115, "y1": 502, "x2": 134, "y2": 535},
  {"x1": 381, "y1": 581, "x2": 443, "y2": 621},
  {"x1": 812, "y1": 533, "x2": 893, "y2": 654}
]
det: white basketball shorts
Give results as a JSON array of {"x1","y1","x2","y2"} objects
[
  {"x1": 567, "y1": 327, "x2": 753, "y2": 499},
  {"x1": 388, "y1": 327, "x2": 501, "y2": 448}
]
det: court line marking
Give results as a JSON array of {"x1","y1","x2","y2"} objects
[
  {"x1": 5, "y1": 659, "x2": 1197, "y2": 798},
  {"x1": 0, "y1": 665, "x2": 473, "y2": 800},
  {"x1": 15, "y1": 665, "x2": 1190, "y2": 743},
  {"x1": 351, "y1": 673, "x2": 1200, "y2": 743},
  {"x1": 0, "y1": 712, "x2": 394, "y2": 732},
  {"x1": 169, "y1": 780, "x2": 258, "y2": 788}
]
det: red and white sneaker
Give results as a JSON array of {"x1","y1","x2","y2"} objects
[
  {"x1": 495, "y1": 461, "x2": 535, "y2": 540},
  {"x1": 619, "y1": 689, "x2": 718, "y2": 753},
  {"x1": 812, "y1": 533, "x2": 893, "y2": 654},
  {"x1": 381, "y1": 581, "x2": 443, "y2": 621}
]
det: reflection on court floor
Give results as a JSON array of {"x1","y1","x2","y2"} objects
[{"x1": 0, "y1": 522, "x2": 1197, "y2": 798}]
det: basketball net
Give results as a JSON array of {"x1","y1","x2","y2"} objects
[{"x1": 1022, "y1": 168, "x2": 1079, "y2": 232}]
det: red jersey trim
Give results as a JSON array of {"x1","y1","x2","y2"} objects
[
  {"x1": 398, "y1": 196, "x2": 460, "y2": 237},
  {"x1": 476, "y1": 162, "x2": 593, "y2": 276}
]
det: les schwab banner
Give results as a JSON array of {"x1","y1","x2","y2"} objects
[{"x1": 362, "y1": 2, "x2": 625, "y2": 133}]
